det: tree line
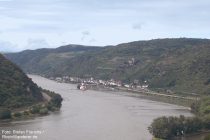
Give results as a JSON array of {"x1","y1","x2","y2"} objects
[{"x1": 149, "y1": 97, "x2": 210, "y2": 139}]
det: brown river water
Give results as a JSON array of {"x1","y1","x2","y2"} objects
[{"x1": 1, "y1": 75, "x2": 205, "y2": 140}]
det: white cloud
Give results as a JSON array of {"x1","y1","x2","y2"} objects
[
  {"x1": 26, "y1": 39, "x2": 50, "y2": 50},
  {"x1": 0, "y1": 40, "x2": 17, "y2": 52}
]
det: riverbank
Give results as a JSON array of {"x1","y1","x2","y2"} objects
[
  {"x1": 172, "y1": 130, "x2": 210, "y2": 140},
  {"x1": 0, "y1": 89, "x2": 63, "y2": 121},
  {"x1": 73, "y1": 83, "x2": 198, "y2": 107},
  {"x1": 116, "y1": 87, "x2": 198, "y2": 107}
]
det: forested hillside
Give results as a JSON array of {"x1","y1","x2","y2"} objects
[
  {"x1": 0, "y1": 54, "x2": 43, "y2": 109},
  {"x1": 6, "y1": 45, "x2": 102, "y2": 76},
  {"x1": 6, "y1": 38, "x2": 210, "y2": 95}
]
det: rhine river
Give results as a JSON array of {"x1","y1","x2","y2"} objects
[{"x1": 0, "y1": 75, "x2": 195, "y2": 140}]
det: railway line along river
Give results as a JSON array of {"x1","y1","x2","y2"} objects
[{"x1": 0, "y1": 75, "x2": 194, "y2": 140}]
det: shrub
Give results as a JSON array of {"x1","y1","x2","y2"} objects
[
  {"x1": 30, "y1": 105, "x2": 41, "y2": 114},
  {"x1": 46, "y1": 102, "x2": 54, "y2": 111},
  {"x1": 0, "y1": 109, "x2": 12, "y2": 119},
  {"x1": 148, "y1": 116, "x2": 203, "y2": 139},
  {"x1": 13, "y1": 112, "x2": 22, "y2": 117},
  {"x1": 23, "y1": 111, "x2": 30, "y2": 116},
  {"x1": 148, "y1": 116, "x2": 172, "y2": 139},
  {"x1": 202, "y1": 115, "x2": 210, "y2": 129},
  {"x1": 190, "y1": 101, "x2": 200, "y2": 114},
  {"x1": 50, "y1": 94, "x2": 63, "y2": 108},
  {"x1": 201, "y1": 106, "x2": 210, "y2": 115},
  {"x1": 39, "y1": 108, "x2": 48, "y2": 115}
]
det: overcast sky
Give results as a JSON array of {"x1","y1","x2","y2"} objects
[{"x1": 0, "y1": 0, "x2": 210, "y2": 52}]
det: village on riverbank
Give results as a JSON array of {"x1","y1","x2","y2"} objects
[{"x1": 49, "y1": 75, "x2": 156, "y2": 94}]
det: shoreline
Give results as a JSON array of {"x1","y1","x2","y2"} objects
[
  {"x1": 88, "y1": 86, "x2": 193, "y2": 108},
  {"x1": 0, "y1": 89, "x2": 62, "y2": 122},
  {"x1": 172, "y1": 130, "x2": 210, "y2": 140},
  {"x1": 115, "y1": 87, "x2": 196, "y2": 107},
  {"x1": 74, "y1": 82, "x2": 197, "y2": 107}
]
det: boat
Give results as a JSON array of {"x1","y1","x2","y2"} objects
[{"x1": 77, "y1": 83, "x2": 87, "y2": 91}]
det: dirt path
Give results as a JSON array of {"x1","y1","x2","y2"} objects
[{"x1": 41, "y1": 92, "x2": 51, "y2": 102}]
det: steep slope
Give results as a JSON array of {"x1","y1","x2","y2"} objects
[
  {"x1": 68, "y1": 39, "x2": 210, "y2": 94},
  {"x1": 6, "y1": 44, "x2": 102, "y2": 76},
  {"x1": 0, "y1": 54, "x2": 43, "y2": 109},
  {"x1": 6, "y1": 38, "x2": 210, "y2": 95}
]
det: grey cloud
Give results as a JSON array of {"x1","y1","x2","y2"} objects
[
  {"x1": 132, "y1": 23, "x2": 143, "y2": 30},
  {"x1": 89, "y1": 38, "x2": 96, "y2": 43},
  {"x1": 81, "y1": 31, "x2": 90, "y2": 41}
]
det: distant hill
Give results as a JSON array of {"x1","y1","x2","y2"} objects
[
  {"x1": 6, "y1": 45, "x2": 102, "y2": 76},
  {"x1": 5, "y1": 38, "x2": 210, "y2": 95},
  {"x1": 0, "y1": 54, "x2": 43, "y2": 109}
]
